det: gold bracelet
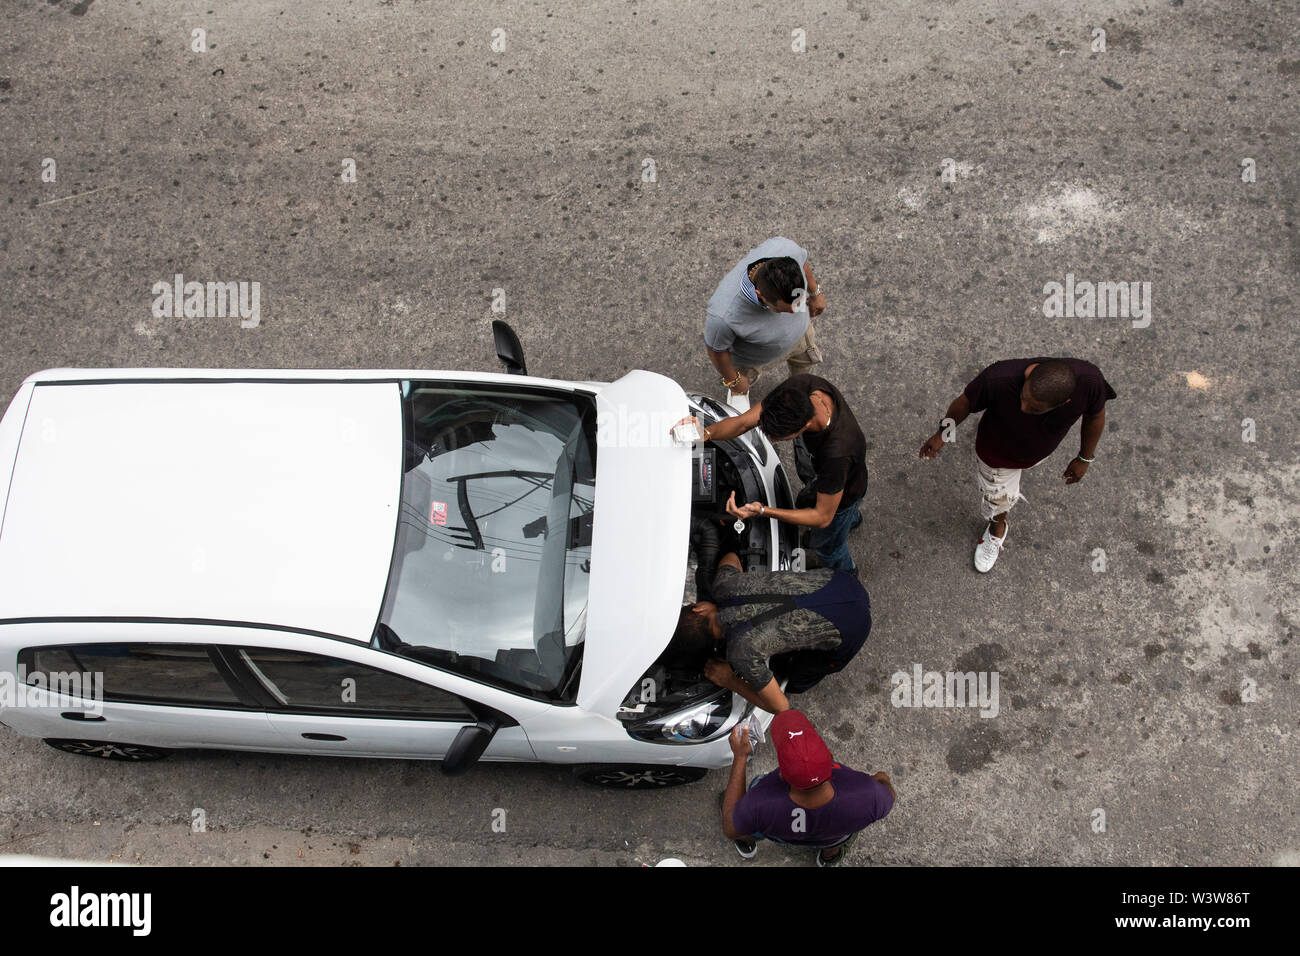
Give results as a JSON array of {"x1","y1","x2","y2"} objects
[{"x1": 722, "y1": 374, "x2": 742, "y2": 389}]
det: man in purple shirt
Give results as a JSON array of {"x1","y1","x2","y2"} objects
[{"x1": 721, "y1": 710, "x2": 894, "y2": 865}]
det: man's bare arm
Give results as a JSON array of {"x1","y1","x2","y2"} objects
[
  {"x1": 720, "y1": 726, "x2": 751, "y2": 840},
  {"x1": 701, "y1": 402, "x2": 762, "y2": 443},
  {"x1": 706, "y1": 345, "x2": 743, "y2": 391},
  {"x1": 737, "y1": 488, "x2": 843, "y2": 529},
  {"x1": 1079, "y1": 408, "x2": 1105, "y2": 459},
  {"x1": 705, "y1": 659, "x2": 791, "y2": 714},
  {"x1": 803, "y1": 262, "x2": 825, "y2": 317},
  {"x1": 920, "y1": 393, "x2": 971, "y2": 459}
]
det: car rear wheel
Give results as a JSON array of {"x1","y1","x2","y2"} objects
[
  {"x1": 43, "y1": 739, "x2": 170, "y2": 761},
  {"x1": 572, "y1": 764, "x2": 708, "y2": 789}
]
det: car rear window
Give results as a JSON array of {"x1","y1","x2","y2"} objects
[{"x1": 19, "y1": 644, "x2": 240, "y2": 706}]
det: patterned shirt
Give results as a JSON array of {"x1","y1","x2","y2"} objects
[{"x1": 712, "y1": 566, "x2": 847, "y2": 690}]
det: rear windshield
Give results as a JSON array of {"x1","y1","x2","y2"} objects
[{"x1": 378, "y1": 383, "x2": 596, "y2": 700}]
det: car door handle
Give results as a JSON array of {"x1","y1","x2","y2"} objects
[
  {"x1": 301, "y1": 733, "x2": 347, "y2": 741},
  {"x1": 61, "y1": 712, "x2": 105, "y2": 721}
]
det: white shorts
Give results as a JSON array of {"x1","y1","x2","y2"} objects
[{"x1": 977, "y1": 458, "x2": 1027, "y2": 520}]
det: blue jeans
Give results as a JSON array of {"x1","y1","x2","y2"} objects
[{"x1": 808, "y1": 496, "x2": 864, "y2": 571}]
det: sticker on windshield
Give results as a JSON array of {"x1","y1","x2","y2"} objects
[{"x1": 430, "y1": 501, "x2": 447, "y2": 526}]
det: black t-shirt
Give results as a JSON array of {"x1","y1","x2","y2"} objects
[
  {"x1": 780, "y1": 374, "x2": 868, "y2": 504},
  {"x1": 963, "y1": 358, "x2": 1116, "y2": 469}
]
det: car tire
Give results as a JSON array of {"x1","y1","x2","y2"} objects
[
  {"x1": 572, "y1": 764, "x2": 708, "y2": 789},
  {"x1": 43, "y1": 739, "x2": 171, "y2": 761}
]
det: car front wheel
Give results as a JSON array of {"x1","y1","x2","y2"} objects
[
  {"x1": 572, "y1": 764, "x2": 708, "y2": 789},
  {"x1": 43, "y1": 739, "x2": 170, "y2": 761}
]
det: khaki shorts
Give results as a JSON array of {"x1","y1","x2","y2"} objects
[
  {"x1": 733, "y1": 323, "x2": 823, "y2": 395},
  {"x1": 977, "y1": 458, "x2": 1027, "y2": 521}
]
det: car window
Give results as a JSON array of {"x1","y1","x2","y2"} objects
[
  {"x1": 19, "y1": 644, "x2": 242, "y2": 706},
  {"x1": 238, "y1": 648, "x2": 474, "y2": 720}
]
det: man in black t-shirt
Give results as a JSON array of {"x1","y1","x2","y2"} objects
[
  {"x1": 919, "y1": 358, "x2": 1116, "y2": 572},
  {"x1": 682, "y1": 374, "x2": 868, "y2": 571}
]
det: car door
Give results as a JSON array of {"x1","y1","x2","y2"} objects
[
  {"x1": 228, "y1": 646, "x2": 536, "y2": 761},
  {"x1": 14, "y1": 642, "x2": 281, "y2": 751}
]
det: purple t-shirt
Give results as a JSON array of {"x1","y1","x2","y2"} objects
[{"x1": 732, "y1": 766, "x2": 893, "y2": 845}]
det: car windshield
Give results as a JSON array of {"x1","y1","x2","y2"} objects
[{"x1": 378, "y1": 382, "x2": 596, "y2": 699}]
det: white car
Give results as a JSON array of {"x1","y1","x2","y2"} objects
[{"x1": 0, "y1": 324, "x2": 796, "y2": 787}]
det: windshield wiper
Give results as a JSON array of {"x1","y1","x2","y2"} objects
[
  {"x1": 455, "y1": 479, "x2": 484, "y2": 551},
  {"x1": 447, "y1": 470, "x2": 554, "y2": 550}
]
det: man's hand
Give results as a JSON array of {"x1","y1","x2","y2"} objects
[
  {"x1": 730, "y1": 372, "x2": 753, "y2": 396},
  {"x1": 808, "y1": 292, "x2": 826, "y2": 318},
  {"x1": 919, "y1": 432, "x2": 946, "y2": 460},
  {"x1": 1062, "y1": 458, "x2": 1090, "y2": 484},
  {"x1": 729, "y1": 723, "x2": 752, "y2": 759},
  {"x1": 670, "y1": 414, "x2": 704, "y2": 440},
  {"x1": 725, "y1": 491, "x2": 763, "y2": 520},
  {"x1": 704, "y1": 658, "x2": 737, "y2": 689}
]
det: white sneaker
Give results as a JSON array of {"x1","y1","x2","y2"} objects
[{"x1": 974, "y1": 525, "x2": 1007, "y2": 573}]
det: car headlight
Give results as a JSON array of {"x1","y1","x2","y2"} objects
[{"x1": 626, "y1": 689, "x2": 747, "y2": 744}]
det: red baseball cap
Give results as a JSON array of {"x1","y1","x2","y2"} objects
[{"x1": 772, "y1": 710, "x2": 834, "y2": 790}]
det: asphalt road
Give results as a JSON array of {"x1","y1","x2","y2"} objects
[{"x1": 1, "y1": 0, "x2": 1297, "y2": 866}]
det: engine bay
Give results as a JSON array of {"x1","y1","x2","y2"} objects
[{"x1": 684, "y1": 440, "x2": 771, "y2": 603}]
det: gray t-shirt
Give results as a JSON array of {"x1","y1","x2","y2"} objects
[
  {"x1": 703, "y1": 237, "x2": 811, "y2": 368},
  {"x1": 713, "y1": 565, "x2": 843, "y2": 690}
]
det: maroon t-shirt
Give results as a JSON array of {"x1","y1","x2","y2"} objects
[
  {"x1": 732, "y1": 765, "x2": 893, "y2": 846},
  {"x1": 963, "y1": 358, "x2": 1116, "y2": 469}
]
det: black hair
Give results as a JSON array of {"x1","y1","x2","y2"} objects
[
  {"x1": 1026, "y1": 360, "x2": 1077, "y2": 407},
  {"x1": 754, "y1": 256, "x2": 805, "y2": 305},
  {"x1": 661, "y1": 605, "x2": 722, "y2": 672},
  {"x1": 759, "y1": 383, "x2": 815, "y2": 440}
]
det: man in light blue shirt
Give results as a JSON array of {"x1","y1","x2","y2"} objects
[{"x1": 703, "y1": 237, "x2": 827, "y2": 402}]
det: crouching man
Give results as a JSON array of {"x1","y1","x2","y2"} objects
[
  {"x1": 669, "y1": 551, "x2": 872, "y2": 714},
  {"x1": 722, "y1": 711, "x2": 895, "y2": 865}
]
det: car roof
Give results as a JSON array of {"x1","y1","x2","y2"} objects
[{"x1": 0, "y1": 377, "x2": 403, "y2": 641}]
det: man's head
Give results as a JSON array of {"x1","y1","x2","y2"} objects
[
  {"x1": 1021, "y1": 360, "x2": 1076, "y2": 414},
  {"x1": 772, "y1": 710, "x2": 834, "y2": 790},
  {"x1": 750, "y1": 257, "x2": 805, "y2": 313},
  {"x1": 661, "y1": 602, "x2": 724, "y2": 671},
  {"x1": 758, "y1": 382, "x2": 817, "y2": 442}
]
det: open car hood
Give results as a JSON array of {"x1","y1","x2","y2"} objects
[{"x1": 577, "y1": 371, "x2": 691, "y2": 716}]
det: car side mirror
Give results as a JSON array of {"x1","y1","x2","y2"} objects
[
  {"x1": 440, "y1": 719, "x2": 499, "y2": 775},
  {"x1": 492, "y1": 320, "x2": 528, "y2": 376}
]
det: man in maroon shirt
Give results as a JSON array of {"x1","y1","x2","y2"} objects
[
  {"x1": 918, "y1": 358, "x2": 1116, "y2": 571},
  {"x1": 721, "y1": 710, "x2": 894, "y2": 865}
]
